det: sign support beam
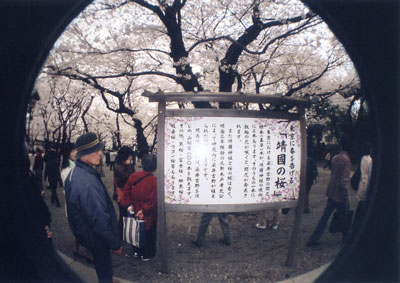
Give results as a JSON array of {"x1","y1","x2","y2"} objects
[
  {"x1": 286, "y1": 106, "x2": 307, "y2": 266},
  {"x1": 156, "y1": 99, "x2": 168, "y2": 273}
]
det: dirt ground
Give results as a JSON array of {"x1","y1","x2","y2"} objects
[{"x1": 46, "y1": 162, "x2": 358, "y2": 282}]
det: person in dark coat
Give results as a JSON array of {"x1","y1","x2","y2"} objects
[
  {"x1": 105, "y1": 151, "x2": 110, "y2": 166},
  {"x1": 303, "y1": 156, "x2": 319, "y2": 214},
  {"x1": 307, "y1": 135, "x2": 352, "y2": 246},
  {"x1": 7, "y1": 143, "x2": 82, "y2": 282},
  {"x1": 113, "y1": 146, "x2": 135, "y2": 240},
  {"x1": 121, "y1": 153, "x2": 157, "y2": 261},
  {"x1": 44, "y1": 149, "x2": 63, "y2": 207},
  {"x1": 64, "y1": 133, "x2": 121, "y2": 283}
]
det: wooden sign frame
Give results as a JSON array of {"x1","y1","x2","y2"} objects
[{"x1": 142, "y1": 90, "x2": 310, "y2": 273}]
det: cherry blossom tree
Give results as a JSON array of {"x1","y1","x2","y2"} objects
[
  {"x1": 33, "y1": 77, "x2": 93, "y2": 163},
  {"x1": 40, "y1": 0, "x2": 360, "y2": 151}
]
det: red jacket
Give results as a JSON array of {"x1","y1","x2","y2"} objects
[{"x1": 121, "y1": 171, "x2": 157, "y2": 230}]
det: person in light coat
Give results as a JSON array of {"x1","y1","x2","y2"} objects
[{"x1": 352, "y1": 143, "x2": 373, "y2": 234}]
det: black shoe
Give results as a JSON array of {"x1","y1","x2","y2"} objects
[
  {"x1": 306, "y1": 240, "x2": 320, "y2": 247},
  {"x1": 191, "y1": 240, "x2": 202, "y2": 247},
  {"x1": 219, "y1": 238, "x2": 231, "y2": 246}
]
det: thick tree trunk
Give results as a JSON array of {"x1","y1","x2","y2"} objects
[{"x1": 133, "y1": 118, "x2": 149, "y2": 159}]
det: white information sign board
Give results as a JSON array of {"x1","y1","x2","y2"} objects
[{"x1": 164, "y1": 116, "x2": 301, "y2": 205}]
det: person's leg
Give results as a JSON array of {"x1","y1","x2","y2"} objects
[
  {"x1": 141, "y1": 224, "x2": 157, "y2": 260},
  {"x1": 193, "y1": 213, "x2": 214, "y2": 246},
  {"x1": 336, "y1": 202, "x2": 350, "y2": 243},
  {"x1": 50, "y1": 181, "x2": 60, "y2": 207},
  {"x1": 217, "y1": 213, "x2": 231, "y2": 245},
  {"x1": 272, "y1": 209, "x2": 281, "y2": 229},
  {"x1": 255, "y1": 210, "x2": 267, "y2": 229},
  {"x1": 304, "y1": 182, "x2": 312, "y2": 213},
  {"x1": 50, "y1": 182, "x2": 55, "y2": 204},
  {"x1": 307, "y1": 198, "x2": 336, "y2": 245},
  {"x1": 351, "y1": 200, "x2": 365, "y2": 236},
  {"x1": 50, "y1": 181, "x2": 60, "y2": 206},
  {"x1": 89, "y1": 239, "x2": 113, "y2": 283},
  {"x1": 118, "y1": 204, "x2": 127, "y2": 241},
  {"x1": 35, "y1": 169, "x2": 43, "y2": 190}
]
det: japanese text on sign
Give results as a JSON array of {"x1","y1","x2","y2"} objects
[{"x1": 164, "y1": 117, "x2": 301, "y2": 205}]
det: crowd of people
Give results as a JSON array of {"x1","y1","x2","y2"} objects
[
  {"x1": 27, "y1": 132, "x2": 373, "y2": 283},
  {"x1": 61, "y1": 133, "x2": 158, "y2": 283}
]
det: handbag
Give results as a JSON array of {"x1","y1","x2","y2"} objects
[
  {"x1": 121, "y1": 173, "x2": 152, "y2": 247},
  {"x1": 329, "y1": 210, "x2": 354, "y2": 233},
  {"x1": 123, "y1": 216, "x2": 146, "y2": 248}
]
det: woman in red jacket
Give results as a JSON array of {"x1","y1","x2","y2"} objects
[{"x1": 121, "y1": 153, "x2": 157, "y2": 261}]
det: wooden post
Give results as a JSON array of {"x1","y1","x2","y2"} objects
[
  {"x1": 286, "y1": 106, "x2": 307, "y2": 266},
  {"x1": 156, "y1": 100, "x2": 168, "y2": 273}
]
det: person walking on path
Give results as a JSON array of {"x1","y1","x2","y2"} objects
[
  {"x1": 44, "y1": 148, "x2": 63, "y2": 207},
  {"x1": 192, "y1": 213, "x2": 231, "y2": 247},
  {"x1": 64, "y1": 133, "x2": 122, "y2": 283},
  {"x1": 323, "y1": 151, "x2": 331, "y2": 169},
  {"x1": 33, "y1": 147, "x2": 44, "y2": 191},
  {"x1": 307, "y1": 135, "x2": 352, "y2": 246},
  {"x1": 304, "y1": 156, "x2": 319, "y2": 214},
  {"x1": 121, "y1": 153, "x2": 157, "y2": 261},
  {"x1": 109, "y1": 151, "x2": 117, "y2": 171}
]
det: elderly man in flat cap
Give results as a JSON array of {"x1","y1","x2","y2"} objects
[{"x1": 64, "y1": 133, "x2": 121, "y2": 283}]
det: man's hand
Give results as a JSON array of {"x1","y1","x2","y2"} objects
[
  {"x1": 127, "y1": 205, "x2": 134, "y2": 215},
  {"x1": 137, "y1": 210, "x2": 144, "y2": 219},
  {"x1": 44, "y1": 225, "x2": 52, "y2": 239},
  {"x1": 112, "y1": 247, "x2": 122, "y2": 255}
]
